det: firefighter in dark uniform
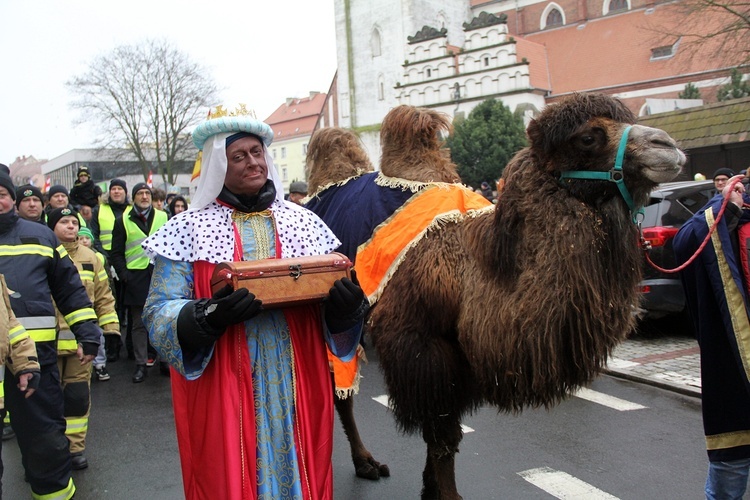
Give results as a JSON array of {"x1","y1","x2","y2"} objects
[{"x1": 0, "y1": 171, "x2": 101, "y2": 499}]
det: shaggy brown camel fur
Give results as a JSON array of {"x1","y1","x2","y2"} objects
[
  {"x1": 305, "y1": 108, "x2": 487, "y2": 481},
  {"x1": 367, "y1": 93, "x2": 686, "y2": 499},
  {"x1": 305, "y1": 127, "x2": 374, "y2": 195},
  {"x1": 304, "y1": 128, "x2": 386, "y2": 481},
  {"x1": 379, "y1": 105, "x2": 460, "y2": 183}
]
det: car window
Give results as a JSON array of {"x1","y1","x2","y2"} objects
[{"x1": 661, "y1": 187, "x2": 716, "y2": 227}]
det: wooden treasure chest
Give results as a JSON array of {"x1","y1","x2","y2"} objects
[{"x1": 210, "y1": 252, "x2": 352, "y2": 309}]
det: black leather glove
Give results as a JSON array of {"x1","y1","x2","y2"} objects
[
  {"x1": 204, "y1": 285, "x2": 263, "y2": 330},
  {"x1": 177, "y1": 285, "x2": 263, "y2": 352},
  {"x1": 325, "y1": 270, "x2": 369, "y2": 333}
]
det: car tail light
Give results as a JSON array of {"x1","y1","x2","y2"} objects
[
  {"x1": 641, "y1": 285, "x2": 652, "y2": 294},
  {"x1": 642, "y1": 226, "x2": 679, "y2": 248}
]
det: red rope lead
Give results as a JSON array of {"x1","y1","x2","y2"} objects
[{"x1": 643, "y1": 177, "x2": 745, "y2": 274}]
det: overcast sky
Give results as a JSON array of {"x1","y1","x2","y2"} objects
[{"x1": 0, "y1": 0, "x2": 338, "y2": 164}]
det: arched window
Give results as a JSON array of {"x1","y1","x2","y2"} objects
[
  {"x1": 377, "y1": 74, "x2": 385, "y2": 101},
  {"x1": 541, "y1": 3, "x2": 566, "y2": 30},
  {"x1": 371, "y1": 28, "x2": 382, "y2": 57},
  {"x1": 546, "y1": 8, "x2": 563, "y2": 28},
  {"x1": 608, "y1": 0, "x2": 628, "y2": 13}
]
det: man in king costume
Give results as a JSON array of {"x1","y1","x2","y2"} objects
[{"x1": 142, "y1": 106, "x2": 366, "y2": 500}]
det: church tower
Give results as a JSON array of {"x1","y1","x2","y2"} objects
[{"x1": 333, "y1": 0, "x2": 470, "y2": 156}]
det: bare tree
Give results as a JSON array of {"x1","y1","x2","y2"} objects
[
  {"x1": 68, "y1": 39, "x2": 218, "y2": 185},
  {"x1": 646, "y1": 0, "x2": 750, "y2": 67}
]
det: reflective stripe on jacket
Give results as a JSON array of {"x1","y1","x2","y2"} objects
[{"x1": 0, "y1": 217, "x2": 100, "y2": 365}]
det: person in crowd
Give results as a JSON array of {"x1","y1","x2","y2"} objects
[
  {"x1": 48, "y1": 207, "x2": 119, "y2": 470},
  {"x1": 151, "y1": 188, "x2": 167, "y2": 212},
  {"x1": 0, "y1": 171, "x2": 101, "y2": 500},
  {"x1": 287, "y1": 180, "x2": 308, "y2": 205},
  {"x1": 142, "y1": 109, "x2": 365, "y2": 499},
  {"x1": 167, "y1": 195, "x2": 188, "y2": 218},
  {"x1": 46, "y1": 185, "x2": 71, "y2": 210},
  {"x1": 77, "y1": 226, "x2": 114, "y2": 381},
  {"x1": 45, "y1": 185, "x2": 86, "y2": 228},
  {"x1": 109, "y1": 183, "x2": 167, "y2": 383},
  {"x1": 90, "y1": 179, "x2": 130, "y2": 361},
  {"x1": 164, "y1": 193, "x2": 177, "y2": 216},
  {"x1": 480, "y1": 181, "x2": 494, "y2": 201},
  {"x1": 674, "y1": 175, "x2": 750, "y2": 499},
  {"x1": 15, "y1": 184, "x2": 45, "y2": 224},
  {"x1": 90, "y1": 179, "x2": 129, "y2": 258},
  {"x1": 78, "y1": 204, "x2": 93, "y2": 225},
  {"x1": 0, "y1": 272, "x2": 39, "y2": 496},
  {"x1": 69, "y1": 166, "x2": 102, "y2": 209},
  {"x1": 713, "y1": 168, "x2": 735, "y2": 192}
]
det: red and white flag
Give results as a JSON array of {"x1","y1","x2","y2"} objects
[
  {"x1": 43, "y1": 177, "x2": 51, "y2": 193},
  {"x1": 147, "y1": 171, "x2": 153, "y2": 188}
]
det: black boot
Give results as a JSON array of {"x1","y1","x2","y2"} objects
[
  {"x1": 132, "y1": 364, "x2": 147, "y2": 383},
  {"x1": 105, "y1": 335, "x2": 121, "y2": 362}
]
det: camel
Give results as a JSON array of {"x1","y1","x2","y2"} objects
[
  {"x1": 305, "y1": 108, "x2": 490, "y2": 481},
  {"x1": 366, "y1": 93, "x2": 686, "y2": 499}
]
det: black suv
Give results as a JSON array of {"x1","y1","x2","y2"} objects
[{"x1": 638, "y1": 180, "x2": 717, "y2": 322}]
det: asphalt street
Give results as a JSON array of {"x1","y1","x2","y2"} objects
[{"x1": 2, "y1": 339, "x2": 707, "y2": 499}]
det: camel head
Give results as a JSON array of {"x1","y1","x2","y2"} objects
[
  {"x1": 305, "y1": 127, "x2": 374, "y2": 195},
  {"x1": 527, "y1": 93, "x2": 685, "y2": 210},
  {"x1": 379, "y1": 105, "x2": 461, "y2": 183}
]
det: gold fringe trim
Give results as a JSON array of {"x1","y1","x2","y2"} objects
[
  {"x1": 374, "y1": 172, "x2": 473, "y2": 193},
  {"x1": 333, "y1": 345, "x2": 366, "y2": 399},
  {"x1": 304, "y1": 172, "x2": 369, "y2": 202},
  {"x1": 367, "y1": 205, "x2": 494, "y2": 304}
]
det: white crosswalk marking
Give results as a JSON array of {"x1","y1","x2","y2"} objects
[
  {"x1": 518, "y1": 467, "x2": 620, "y2": 499},
  {"x1": 371, "y1": 395, "x2": 475, "y2": 433},
  {"x1": 572, "y1": 387, "x2": 647, "y2": 411}
]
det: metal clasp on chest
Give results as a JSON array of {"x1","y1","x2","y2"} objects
[{"x1": 289, "y1": 264, "x2": 303, "y2": 280}]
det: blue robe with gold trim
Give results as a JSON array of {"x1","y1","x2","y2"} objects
[{"x1": 674, "y1": 193, "x2": 750, "y2": 462}]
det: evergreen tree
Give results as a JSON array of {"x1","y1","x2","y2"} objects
[
  {"x1": 446, "y1": 99, "x2": 527, "y2": 189},
  {"x1": 678, "y1": 82, "x2": 701, "y2": 99},
  {"x1": 717, "y1": 68, "x2": 750, "y2": 101}
]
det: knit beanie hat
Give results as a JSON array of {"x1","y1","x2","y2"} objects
[
  {"x1": 47, "y1": 207, "x2": 78, "y2": 231},
  {"x1": 15, "y1": 184, "x2": 44, "y2": 207},
  {"x1": 109, "y1": 178, "x2": 127, "y2": 191},
  {"x1": 0, "y1": 164, "x2": 9, "y2": 175},
  {"x1": 131, "y1": 182, "x2": 152, "y2": 199},
  {"x1": 77, "y1": 226, "x2": 94, "y2": 240},
  {"x1": 0, "y1": 172, "x2": 16, "y2": 201},
  {"x1": 712, "y1": 168, "x2": 735, "y2": 179},
  {"x1": 48, "y1": 185, "x2": 69, "y2": 198},
  {"x1": 77, "y1": 166, "x2": 91, "y2": 178}
]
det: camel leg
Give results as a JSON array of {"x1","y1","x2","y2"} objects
[
  {"x1": 332, "y1": 377, "x2": 390, "y2": 480},
  {"x1": 420, "y1": 416, "x2": 463, "y2": 500}
]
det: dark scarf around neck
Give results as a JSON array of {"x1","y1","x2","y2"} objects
[{"x1": 218, "y1": 180, "x2": 276, "y2": 213}]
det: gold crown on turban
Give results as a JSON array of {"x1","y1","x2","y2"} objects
[
  {"x1": 208, "y1": 104, "x2": 257, "y2": 120},
  {"x1": 191, "y1": 103, "x2": 272, "y2": 180}
]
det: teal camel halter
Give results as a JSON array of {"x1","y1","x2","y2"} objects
[{"x1": 558, "y1": 125, "x2": 638, "y2": 215}]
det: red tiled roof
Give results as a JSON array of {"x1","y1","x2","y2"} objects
[
  {"x1": 514, "y1": 37, "x2": 551, "y2": 91},
  {"x1": 264, "y1": 93, "x2": 326, "y2": 141},
  {"x1": 270, "y1": 115, "x2": 320, "y2": 141},
  {"x1": 524, "y1": 4, "x2": 738, "y2": 96}
]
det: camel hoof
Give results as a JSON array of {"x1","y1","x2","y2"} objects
[
  {"x1": 354, "y1": 456, "x2": 389, "y2": 480},
  {"x1": 378, "y1": 463, "x2": 390, "y2": 477}
]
